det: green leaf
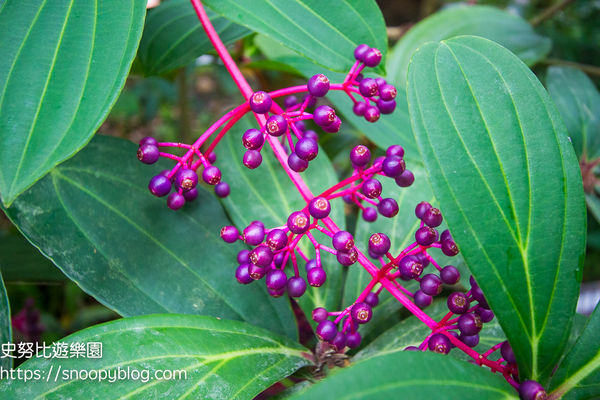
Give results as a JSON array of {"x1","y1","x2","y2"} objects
[
  {"x1": 585, "y1": 193, "x2": 600, "y2": 225},
  {"x1": 203, "y1": 0, "x2": 387, "y2": 73},
  {"x1": 0, "y1": 271, "x2": 11, "y2": 369},
  {"x1": 289, "y1": 351, "x2": 517, "y2": 399},
  {"x1": 345, "y1": 164, "x2": 470, "y2": 343},
  {"x1": 139, "y1": 0, "x2": 251, "y2": 75},
  {"x1": 0, "y1": 315, "x2": 312, "y2": 399},
  {"x1": 388, "y1": 5, "x2": 551, "y2": 87},
  {"x1": 254, "y1": 34, "x2": 416, "y2": 157},
  {"x1": 3, "y1": 135, "x2": 296, "y2": 339},
  {"x1": 0, "y1": 231, "x2": 66, "y2": 282},
  {"x1": 407, "y1": 36, "x2": 586, "y2": 382},
  {"x1": 215, "y1": 117, "x2": 344, "y2": 327},
  {"x1": 0, "y1": 0, "x2": 146, "y2": 206},
  {"x1": 549, "y1": 303, "x2": 600, "y2": 400},
  {"x1": 546, "y1": 66, "x2": 600, "y2": 161},
  {"x1": 355, "y1": 300, "x2": 505, "y2": 363}
]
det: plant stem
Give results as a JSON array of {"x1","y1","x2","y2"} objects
[
  {"x1": 541, "y1": 58, "x2": 600, "y2": 78},
  {"x1": 530, "y1": 0, "x2": 575, "y2": 26}
]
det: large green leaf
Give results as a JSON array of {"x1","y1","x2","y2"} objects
[
  {"x1": 3, "y1": 135, "x2": 296, "y2": 339},
  {"x1": 546, "y1": 66, "x2": 600, "y2": 161},
  {"x1": 215, "y1": 118, "x2": 344, "y2": 327},
  {"x1": 0, "y1": 315, "x2": 312, "y2": 399},
  {"x1": 0, "y1": 272, "x2": 11, "y2": 369},
  {"x1": 203, "y1": 0, "x2": 387, "y2": 73},
  {"x1": 139, "y1": 0, "x2": 251, "y2": 75},
  {"x1": 290, "y1": 351, "x2": 517, "y2": 399},
  {"x1": 388, "y1": 5, "x2": 551, "y2": 87},
  {"x1": 407, "y1": 36, "x2": 586, "y2": 382},
  {"x1": 355, "y1": 301, "x2": 505, "y2": 363},
  {"x1": 254, "y1": 34, "x2": 416, "y2": 157},
  {"x1": 344, "y1": 165, "x2": 469, "y2": 344},
  {"x1": 0, "y1": 0, "x2": 146, "y2": 206},
  {"x1": 549, "y1": 302, "x2": 600, "y2": 400}
]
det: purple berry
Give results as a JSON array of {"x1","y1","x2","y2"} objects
[
  {"x1": 501, "y1": 341, "x2": 516, "y2": 364},
  {"x1": 346, "y1": 331, "x2": 362, "y2": 348},
  {"x1": 447, "y1": 292, "x2": 470, "y2": 314},
  {"x1": 242, "y1": 128, "x2": 264, "y2": 150},
  {"x1": 375, "y1": 77, "x2": 386, "y2": 87},
  {"x1": 460, "y1": 333, "x2": 480, "y2": 348},
  {"x1": 353, "y1": 102, "x2": 366, "y2": 116},
  {"x1": 273, "y1": 252, "x2": 286, "y2": 268},
  {"x1": 288, "y1": 153, "x2": 309, "y2": 172},
  {"x1": 250, "y1": 246, "x2": 274, "y2": 268},
  {"x1": 331, "y1": 332, "x2": 347, "y2": 351},
  {"x1": 303, "y1": 95, "x2": 317, "y2": 109},
  {"x1": 470, "y1": 276, "x2": 490, "y2": 309},
  {"x1": 235, "y1": 264, "x2": 253, "y2": 284},
  {"x1": 284, "y1": 95, "x2": 298, "y2": 108},
  {"x1": 441, "y1": 239, "x2": 459, "y2": 256},
  {"x1": 351, "y1": 302, "x2": 372, "y2": 324},
  {"x1": 378, "y1": 198, "x2": 399, "y2": 218},
  {"x1": 137, "y1": 144, "x2": 160, "y2": 164},
  {"x1": 287, "y1": 276, "x2": 307, "y2": 297},
  {"x1": 139, "y1": 136, "x2": 158, "y2": 147},
  {"x1": 243, "y1": 224, "x2": 264, "y2": 246},
  {"x1": 176, "y1": 169, "x2": 198, "y2": 191},
  {"x1": 386, "y1": 145, "x2": 405, "y2": 158},
  {"x1": 312, "y1": 307, "x2": 328, "y2": 322},
  {"x1": 398, "y1": 255, "x2": 423, "y2": 280},
  {"x1": 307, "y1": 267, "x2": 327, "y2": 287},
  {"x1": 364, "y1": 105, "x2": 380, "y2": 122},
  {"x1": 420, "y1": 274, "x2": 443, "y2": 296},
  {"x1": 266, "y1": 114, "x2": 288, "y2": 137},
  {"x1": 368, "y1": 233, "x2": 391, "y2": 255},
  {"x1": 363, "y1": 48, "x2": 382, "y2": 67},
  {"x1": 423, "y1": 207, "x2": 443, "y2": 227},
  {"x1": 207, "y1": 151, "x2": 217, "y2": 163},
  {"x1": 249, "y1": 91, "x2": 272, "y2": 114},
  {"x1": 167, "y1": 192, "x2": 185, "y2": 210},
  {"x1": 265, "y1": 269, "x2": 287, "y2": 290},
  {"x1": 148, "y1": 175, "x2": 172, "y2": 197},
  {"x1": 303, "y1": 130, "x2": 319, "y2": 142},
  {"x1": 307, "y1": 74, "x2": 330, "y2": 97},
  {"x1": 287, "y1": 211, "x2": 310, "y2": 234},
  {"x1": 458, "y1": 313, "x2": 483, "y2": 336},
  {"x1": 308, "y1": 197, "x2": 331, "y2": 219},
  {"x1": 415, "y1": 252, "x2": 430, "y2": 268},
  {"x1": 183, "y1": 187, "x2": 198, "y2": 201},
  {"x1": 350, "y1": 145, "x2": 371, "y2": 167},
  {"x1": 382, "y1": 156, "x2": 406, "y2": 178},
  {"x1": 202, "y1": 166, "x2": 221, "y2": 185},
  {"x1": 305, "y1": 259, "x2": 318, "y2": 271},
  {"x1": 321, "y1": 116, "x2": 341, "y2": 133},
  {"x1": 359, "y1": 78, "x2": 378, "y2": 97},
  {"x1": 364, "y1": 292, "x2": 379, "y2": 308},
  {"x1": 361, "y1": 178, "x2": 382, "y2": 198},
  {"x1": 316, "y1": 320, "x2": 337, "y2": 342},
  {"x1": 243, "y1": 150, "x2": 263, "y2": 169},
  {"x1": 441, "y1": 229, "x2": 453, "y2": 242},
  {"x1": 415, "y1": 226, "x2": 437, "y2": 246},
  {"x1": 313, "y1": 105, "x2": 336, "y2": 127},
  {"x1": 476, "y1": 307, "x2": 494, "y2": 323},
  {"x1": 440, "y1": 265, "x2": 460, "y2": 285},
  {"x1": 354, "y1": 44, "x2": 370, "y2": 61},
  {"x1": 415, "y1": 201, "x2": 433, "y2": 219},
  {"x1": 379, "y1": 84, "x2": 397, "y2": 101},
  {"x1": 237, "y1": 249, "x2": 251, "y2": 264},
  {"x1": 266, "y1": 229, "x2": 288, "y2": 251},
  {"x1": 404, "y1": 346, "x2": 420, "y2": 351},
  {"x1": 377, "y1": 99, "x2": 397, "y2": 114},
  {"x1": 295, "y1": 138, "x2": 319, "y2": 161},
  {"x1": 395, "y1": 170, "x2": 415, "y2": 187},
  {"x1": 428, "y1": 333, "x2": 452, "y2": 354},
  {"x1": 336, "y1": 248, "x2": 358, "y2": 266},
  {"x1": 362, "y1": 207, "x2": 378, "y2": 222},
  {"x1": 332, "y1": 231, "x2": 354, "y2": 252},
  {"x1": 248, "y1": 264, "x2": 266, "y2": 280},
  {"x1": 268, "y1": 287, "x2": 286, "y2": 297},
  {"x1": 519, "y1": 381, "x2": 547, "y2": 400},
  {"x1": 220, "y1": 226, "x2": 239, "y2": 243},
  {"x1": 214, "y1": 182, "x2": 230, "y2": 198},
  {"x1": 414, "y1": 290, "x2": 433, "y2": 308}
]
